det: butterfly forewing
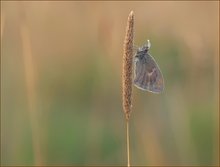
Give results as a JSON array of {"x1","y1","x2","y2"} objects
[{"x1": 134, "y1": 48, "x2": 164, "y2": 93}]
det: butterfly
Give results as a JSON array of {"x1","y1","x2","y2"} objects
[{"x1": 133, "y1": 40, "x2": 164, "y2": 93}]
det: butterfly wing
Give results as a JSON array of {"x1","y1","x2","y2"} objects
[{"x1": 134, "y1": 52, "x2": 164, "y2": 93}]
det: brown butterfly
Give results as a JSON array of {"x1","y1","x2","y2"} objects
[{"x1": 134, "y1": 40, "x2": 164, "y2": 93}]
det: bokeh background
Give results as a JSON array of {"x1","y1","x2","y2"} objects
[{"x1": 1, "y1": 1, "x2": 219, "y2": 166}]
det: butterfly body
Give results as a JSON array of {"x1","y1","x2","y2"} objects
[{"x1": 134, "y1": 40, "x2": 164, "y2": 93}]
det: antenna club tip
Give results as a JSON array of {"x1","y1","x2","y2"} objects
[{"x1": 147, "y1": 39, "x2": 151, "y2": 48}]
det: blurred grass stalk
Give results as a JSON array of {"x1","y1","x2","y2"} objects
[
  {"x1": 1, "y1": 12, "x2": 4, "y2": 40},
  {"x1": 19, "y1": 5, "x2": 43, "y2": 165},
  {"x1": 214, "y1": 37, "x2": 219, "y2": 165},
  {"x1": 122, "y1": 11, "x2": 134, "y2": 167}
]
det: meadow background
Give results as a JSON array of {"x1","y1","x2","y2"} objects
[{"x1": 1, "y1": 1, "x2": 219, "y2": 166}]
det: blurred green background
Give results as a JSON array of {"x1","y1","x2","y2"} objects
[{"x1": 1, "y1": 1, "x2": 219, "y2": 166}]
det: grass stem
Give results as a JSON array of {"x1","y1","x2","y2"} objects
[{"x1": 126, "y1": 120, "x2": 130, "y2": 167}]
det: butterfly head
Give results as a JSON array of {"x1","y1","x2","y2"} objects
[{"x1": 134, "y1": 40, "x2": 151, "y2": 62}]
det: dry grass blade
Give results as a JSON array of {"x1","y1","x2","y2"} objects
[
  {"x1": 122, "y1": 11, "x2": 134, "y2": 121},
  {"x1": 19, "y1": 5, "x2": 43, "y2": 165}
]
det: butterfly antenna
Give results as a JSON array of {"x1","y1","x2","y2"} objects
[{"x1": 147, "y1": 39, "x2": 151, "y2": 49}]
